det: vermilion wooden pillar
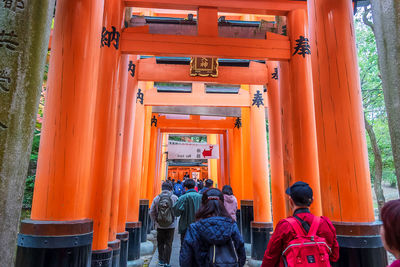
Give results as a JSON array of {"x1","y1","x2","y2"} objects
[
  {"x1": 278, "y1": 61, "x2": 294, "y2": 218},
  {"x1": 140, "y1": 105, "x2": 153, "y2": 199},
  {"x1": 240, "y1": 106, "x2": 253, "y2": 200},
  {"x1": 89, "y1": 1, "x2": 124, "y2": 265},
  {"x1": 146, "y1": 116, "x2": 159, "y2": 200},
  {"x1": 287, "y1": 9, "x2": 322, "y2": 216},
  {"x1": 267, "y1": 61, "x2": 286, "y2": 228},
  {"x1": 249, "y1": 85, "x2": 273, "y2": 263},
  {"x1": 126, "y1": 81, "x2": 146, "y2": 262},
  {"x1": 308, "y1": 1, "x2": 387, "y2": 265},
  {"x1": 28, "y1": 0, "x2": 104, "y2": 265},
  {"x1": 232, "y1": 125, "x2": 244, "y2": 202},
  {"x1": 117, "y1": 56, "x2": 138, "y2": 267}
]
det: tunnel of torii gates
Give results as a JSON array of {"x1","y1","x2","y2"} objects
[{"x1": 13, "y1": 0, "x2": 387, "y2": 267}]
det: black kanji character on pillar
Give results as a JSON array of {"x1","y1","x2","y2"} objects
[
  {"x1": 272, "y1": 67, "x2": 278, "y2": 80},
  {"x1": 0, "y1": 30, "x2": 19, "y2": 51},
  {"x1": 101, "y1": 26, "x2": 120, "y2": 50},
  {"x1": 0, "y1": 69, "x2": 11, "y2": 92},
  {"x1": 128, "y1": 61, "x2": 136, "y2": 77},
  {"x1": 136, "y1": 88, "x2": 144, "y2": 104},
  {"x1": 234, "y1": 117, "x2": 242, "y2": 129},
  {"x1": 151, "y1": 116, "x2": 157, "y2": 127},
  {"x1": 292, "y1": 35, "x2": 311, "y2": 57},
  {"x1": 252, "y1": 90, "x2": 264, "y2": 108}
]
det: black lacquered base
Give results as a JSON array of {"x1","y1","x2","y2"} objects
[
  {"x1": 126, "y1": 222, "x2": 141, "y2": 261},
  {"x1": 117, "y1": 231, "x2": 129, "y2": 267},
  {"x1": 251, "y1": 222, "x2": 273, "y2": 261},
  {"x1": 108, "y1": 239, "x2": 121, "y2": 267},
  {"x1": 139, "y1": 199, "x2": 149, "y2": 242},
  {"x1": 332, "y1": 221, "x2": 388, "y2": 267},
  {"x1": 240, "y1": 200, "x2": 254, "y2": 243},
  {"x1": 92, "y1": 247, "x2": 113, "y2": 267},
  {"x1": 15, "y1": 219, "x2": 93, "y2": 267},
  {"x1": 236, "y1": 209, "x2": 241, "y2": 233}
]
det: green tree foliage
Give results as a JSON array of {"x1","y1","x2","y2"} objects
[{"x1": 355, "y1": 12, "x2": 396, "y2": 187}]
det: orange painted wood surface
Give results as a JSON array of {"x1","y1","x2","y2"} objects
[
  {"x1": 31, "y1": 0, "x2": 104, "y2": 221},
  {"x1": 144, "y1": 83, "x2": 251, "y2": 107},
  {"x1": 117, "y1": 56, "x2": 138, "y2": 233},
  {"x1": 232, "y1": 127, "x2": 244, "y2": 202},
  {"x1": 140, "y1": 106, "x2": 152, "y2": 199},
  {"x1": 287, "y1": 9, "x2": 322, "y2": 216},
  {"x1": 278, "y1": 61, "x2": 294, "y2": 218},
  {"x1": 250, "y1": 85, "x2": 272, "y2": 223},
  {"x1": 124, "y1": 0, "x2": 306, "y2": 16},
  {"x1": 240, "y1": 106, "x2": 254, "y2": 200},
  {"x1": 146, "y1": 123, "x2": 158, "y2": 200},
  {"x1": 157, "y1": 116, "x2": 235, "y2": 130},
  {"x1": 121, "y1": 30, "x2": 290, "y2": 60},
  {"x1": 109, "y1": 55, "x2": 130, "y2": 241},
  {"x1": 127, "y1": 86, "x2": 146, "y2": 222},
  {"x1": 267, "y1": 61, "x2": 286, "y2": 228},
  {"x1": 137, "y1": 58, "x2": 268, "y2": 85},
  {"x1": 308, "y1": 0, "x2": 374, "y2": 222},
  {"x1": 198, "y1": 7, "x2": 218, "y2": 37}
]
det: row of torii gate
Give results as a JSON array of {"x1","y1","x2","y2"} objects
[{"x1": 16, "y1": 0, "x2": 387, "y2": 267}]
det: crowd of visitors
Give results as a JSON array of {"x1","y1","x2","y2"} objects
[{"x1": 149, "y1": 177, "x2": 400, "y2": 267}]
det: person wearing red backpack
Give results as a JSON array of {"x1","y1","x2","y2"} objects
[{"x1": 261, "y1": 181, "x2": 339, "y2": 267}]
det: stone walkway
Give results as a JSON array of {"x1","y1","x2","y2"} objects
[{"x1": 149, "y1": 228, "x2": 181, "y2": 267}]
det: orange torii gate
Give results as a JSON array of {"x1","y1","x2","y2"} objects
[{"x1": 16, "y1": 1, "x2": 386, "y2": 267}]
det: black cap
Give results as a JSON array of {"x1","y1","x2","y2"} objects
[{"x1": 286, "y1": 181, "x2": 313, "y2": 206}]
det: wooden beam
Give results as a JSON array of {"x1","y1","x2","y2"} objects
[
  {"x1": 160, "y1": 128, "x2": 227, "y2": 134},
  {"x1": 121, "y1": 29, "x2": 290, "y2": 60},
  {"x1": 124, "y1": 0, "x2": 307, "y2": 16},
  {"x1": 144, "y1": 83, "x2": 251, "y2": 107},
  {"x1": 137, "y1": 58, "x2": 268, "y2": 84},
  {"x1": 157, "y1": 116, "x2": 235, "y2": 129}
]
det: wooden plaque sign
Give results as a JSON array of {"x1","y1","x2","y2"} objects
[{"x1": 190, "y1": 57, "x2": 218, "y2": 77}]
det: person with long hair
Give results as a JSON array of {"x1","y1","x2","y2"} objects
[
  {"x1": 179, "y1": 188, "x2": 246, "y2": 266},
  {"x1": 381, "y1": 199, "x2": 400, "y2": 267},
  {"x1": 222, "y1": 185, "x2": 238, "y2": 221}
]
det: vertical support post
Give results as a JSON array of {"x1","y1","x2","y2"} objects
[
  {"x1": 267, "y1": 61, "x2": 287, "y2": 228},
  {"x1": 287, "y1": 9, "x2": 322, "y2": 216},
  {"x1": 308, "y1": 1, "x2": 387, "y2": 265},
  {"x1": 146, "y1": 117, "x2": 158, "y2": 201},
  {"x1": 216, "y1": 134, "x2": 222, "y2": 188},
  {"x1": 232, "y1": 125, "x2": 244, "y2": 203},
  {"x1": 241, "y1": 105, "x2": 253, "y2": 200},
  {"x1": 89, "y1": 1, "x2": 124, "y2": 265},
  {"x1": 249, "y1": 85, "x2": 273, "y2": 264},
  {"x1": 278, "y1": 61, "x2": 294, "y2": 218},
  {"x1": 208, "y1": 134, "x2": 219, "y2": 186},
  {"x1": 0, "y1": 0, "x2": 54, "y2": 265},
  {"x1": 160, "y1": 133, "x2": 168, "y2": 184},
  {"x1": 117, "y1": 56, "x2": 138, "y2": 267},
  {"x1": 140, "y1": 104, "x2": 153, "y2": 199},
  {"x1": 126, "y1": 81, "x2": 146, "y2": 264},
  {"x1": 23, "y1": 0, "x2": 104, "y2": 266}
]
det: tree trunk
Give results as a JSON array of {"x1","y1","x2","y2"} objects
[
  {"x1": 364, "y1": 115, "x2": 386, "y2": 213},
  {"x1": 0, "y1": 1, "x2": 55, "y2": 265},
  {"x1": 370, "y1": 0, "x2": 400, "y2": 195}
]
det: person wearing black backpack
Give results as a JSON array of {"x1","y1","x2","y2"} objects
[
  {"x1": 179, "y1": 188, "x2": 246, "y2": 267},
  {"x1": 261, "y1": 181, "x2": 339, "y2": 267},
  {"x1": 150, "y1": 182, "x2": 178, "y2": 267}
]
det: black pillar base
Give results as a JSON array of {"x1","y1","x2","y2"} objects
[
  {"x1": 236, "y1": 209, "x2": 241, "y2": 233},
  {"x1": 108, "y1": 239, "x2": 121, "y2": 267},
  {"x1": 92, "y1": 248, "x2": 113, "y2": 267},
  {"x1": 117, "y1": 231, "x2": 129, "y2": 267},
  {"x1": 126, "y1": 222, "x2": 141, "y2": 261},
  {"x1": 15, "y1": 219, "x2": 93, "y2": 267},
  {"x1": 251, "y1": 222, "x2": 273, "y2": 261},
  {"x1": 332, "y1": 221, "x2": 388, "y2": 267},
  {"x1": 139, "y1": 199, "x2": 149, "y2": 242},
  {"x1": 240, "y1": 200, "x2": 254, "y2": 244}
]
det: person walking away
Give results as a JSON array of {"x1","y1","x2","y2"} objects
[
  {"x1": 261, "y1": 181, "x2": 339, "y2": 267},
  {"x1": 149, "y1": 182, "x2": 178, "y2": 267},
  {"x1": 197, "y1": 180, "x2": 204, "y2": 191},
  {"x1": 173, "y1": 180, "x2": 184, "y2": 197},
  {"x1": 180, "y1": 188, "x2": 246, "y2": 266},
  {"x1": 381, "y1": 199, "x2": 400, "y2": 267},
  {"x1": 172, "y1": 179, "x2": 202, "y2": 244},
  {"x1": 222, "y1": 185, "x2": 238, "y2": 221},
  {"x1": 199, "y1": 178, "x2": 213, "y2": 194}
]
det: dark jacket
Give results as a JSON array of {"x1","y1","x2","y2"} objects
[
  {"x1": 172, "y1": 189, "x2": 202, "y2": 234},
  {"x1": 180, "y1": 216, "x2": 246, "y2": 267}
]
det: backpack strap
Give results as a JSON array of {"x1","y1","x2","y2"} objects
[
  {"x1": 285, "y1": 217, "x2": 307, "y2": 236},
  {"x1": 307, "y1": 216, "x2": 321, "y2": 237}
]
